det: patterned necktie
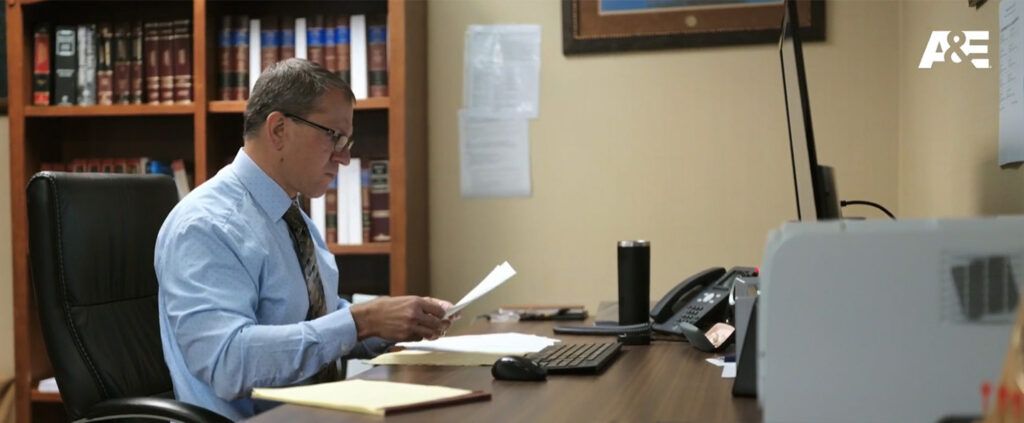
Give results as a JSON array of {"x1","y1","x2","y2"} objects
[{"x1": 282, "y1": 203, "x2": 339, "y2": 384}]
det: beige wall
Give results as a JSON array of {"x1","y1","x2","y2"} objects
[
  {"x1": 898, "y1": 1, "x2": 1024, "y2": 217},
  {"x1": 428, "y1": 0, "x2": 899, "y2": 322}
]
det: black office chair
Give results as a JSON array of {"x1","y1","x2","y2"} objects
[{"x1": 27, "y1": 172, "x2": 230, "y2": 423}]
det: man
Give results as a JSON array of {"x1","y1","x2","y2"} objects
[{"x1": 155, "y1": 59, "x2": 450, "y2": 420}]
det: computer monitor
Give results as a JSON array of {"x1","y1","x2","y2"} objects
[{"x1": 779, "y1": 0, "x2": 841, "y2": 221}]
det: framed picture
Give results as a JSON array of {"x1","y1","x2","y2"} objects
[{"x1": 562, "y1": 0, "x2": 825, "y2": 55}]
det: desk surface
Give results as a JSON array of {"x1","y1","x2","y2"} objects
[{"x1": 247, "y1": 320, "x2": 761, "y2": 422}]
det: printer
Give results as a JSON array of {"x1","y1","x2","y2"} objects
[{"x1": 758, "y1": 217, "x2": 1022, "y2": 423}]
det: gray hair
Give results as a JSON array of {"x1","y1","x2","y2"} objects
[{"x1": 243, "y1": 58, "x2": 356, "y2": 138}]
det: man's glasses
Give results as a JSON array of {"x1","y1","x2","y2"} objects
[{"x1": 284, "y1": 113, "x2": 355, "y2": 154}]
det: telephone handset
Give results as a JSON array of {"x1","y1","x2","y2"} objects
[{"x1": 650, "y1": 266, "x2": 758, "y2": 337}]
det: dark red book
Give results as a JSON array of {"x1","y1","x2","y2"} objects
[
  {"x1": 280, "y1": 15, "x2": 295, "y2": 60},
  {"x1": 335, "y1": 15, "x2": 350, "y2": 84},
  {"x1": 158, "y1": 21, "x2": 175, "y2": 104},
  {"x1": 173, "y1": 19, "x2": 192, "y2": 103},
  {"x1": 97, "y1": 23, "x2": 113, "y2": 105},
  {"x1": 144, "y1": 22, "x2": 161, "y2": 104},
  {"x1": 307, "y1": 15, "x2": 324, "y2": 67},
  {"x1": 260, "y1": 16, "x2": 279, "y2": 70},
  {"x1": 234, "y1": 15, "x2": 249, "y2": 100},
  {"x1": 369, "y1": 160, "x2": 390, "y2": 242},
  {"x1": 130, "y1": 21, "x2": 144, "y2": 104},
  {"x1": 367, "y1": 16, "x2": 387, "y2": 98},
  {"x1": 32, "y1": 24, "x2": 51, "y2": 106},
  {"x1": 113, "y1": 23, "x2": 131, "y2": 104},
  {"x1": 218, "y1": 15, "x2": 233, "y2": 100}
]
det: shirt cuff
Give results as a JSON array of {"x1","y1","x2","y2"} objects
[{"x1": 308, "y1": 306, "x2": 359, "y2": 360}]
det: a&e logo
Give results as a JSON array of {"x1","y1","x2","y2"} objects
[{"x1": 919, "y1": 30, "x2": 990, "y2": 69}]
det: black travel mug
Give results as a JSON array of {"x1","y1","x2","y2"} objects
[{"x1": 617, "y1": 240, "x2": 650, "y2": 325}]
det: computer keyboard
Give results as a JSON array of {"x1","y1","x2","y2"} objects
[{"x1": 525, "y1": 342, "x2": 622, "y2": 374}]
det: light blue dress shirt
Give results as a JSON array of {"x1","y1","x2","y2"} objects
[{"x1": 156, "y1": 149, "x2": 362, "y2": 420}]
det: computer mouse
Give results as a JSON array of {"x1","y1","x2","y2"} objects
[{"x1": 491, "y1": 356, "x2": 547, "y2": 381}]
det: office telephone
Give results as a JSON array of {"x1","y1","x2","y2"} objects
[
  {"x1": 552, "y1": 266, "x2": 757, "y2": 338},
  {"x1": 649, "y1": 266, "x2": 758, "y2": 337}
]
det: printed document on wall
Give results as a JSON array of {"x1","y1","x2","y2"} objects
[
  {"x1": 460, "y1": 111, "x2": 531, "y2": 197},
  {"x1": 1001, "y1": 0, "x2": 1024, "y2": 166},
  {"x1": 463, "y1": 25, "x2": 541, "y2": 118}
]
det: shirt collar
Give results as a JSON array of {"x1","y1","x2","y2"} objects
[{"x1": 231, "y1": 148, "x2": 294, "y2": 222}]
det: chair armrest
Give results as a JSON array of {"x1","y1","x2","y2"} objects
[{"x1": 79, "y1": 397, "x2": 232, "y2": 423}]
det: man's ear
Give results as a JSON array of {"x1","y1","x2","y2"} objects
[{"x1": 265, "y1": 111, "x2": 288, "y2": 151}]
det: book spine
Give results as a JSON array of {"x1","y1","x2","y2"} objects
[
  {"x1": 335, "y1": 16, "x2": 350, "y2": 84},
  {"x1": 307, "y1": 15, "x2": 324, "y2": 66},
  {"x1": 260, "y1": 16, "x2": 280, "y2": 70},
  {"x1": 70, "y1": 159, "x2": 87, "y2": 173},
  {"x1": 173, "y1": 19, "x2": 192, "y2": 103},
  {"x1": 130, "y1": 21, "x2": 144, "y2": 104},
  {"x1": 234, "y1": 15, "x2": 249, "y2": 100},
  {"x1": 144, "y1": 22, "x2": 160, "y2": 104},
  {"x1": 218, "y1": 15, "x2": 233, "y2": 100},
  {"x1": 248, "y1": 19, "x2": 260, "y2": 93},
  {"x1": 113, "y1": 23, "x2": 131, "y2": 104},
  {"x1": 159, "y1": 21, "x2": 175, "y2": 104},
  {"x1": 325, "y1": 182, "x2": 338, "y2": 244},
  {"x1": 54, "y1": 26, "x2": 77, "y2": 105},
  {"x1": 368, "y1": 16, "x2": 387, "y2": 97},
  {"x1": 279, "y1": 15, "x2": 295, "y2": 60},
  {"x1": 361, "y1": 164, "x2": 370, "y2": 243},
  {"x1": 369, "y1": 160, "x2": 390, "y2": 242},
  {"x1": 324, "y1": 18, "x2": 337, "y2": 73},
  {"x1": 294, "y1": 17, "x2": 307, "y2": 60},
  {"x1": 76, "y1": 24, "x2": 96, "y2": 106},
  {"x1": 32, "y1": 24, "x2": 51, "y2": 106},
  {"x1": 97, "y1": 23, "x2": 113, "y2": 105}
]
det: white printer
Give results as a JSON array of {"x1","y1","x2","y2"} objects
[{"x1": 758, "y1": 217, "x2": 1023, "y2": 423}]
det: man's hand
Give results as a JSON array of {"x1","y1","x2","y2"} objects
[{"x1": 350, "y1": 296, "x2": 451, "y2": 341}]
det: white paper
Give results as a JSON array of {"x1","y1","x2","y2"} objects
[
  {"x1": 295, "y1": 18, "x2": 307, "y2": 59},
  {"x1": 310, "y1": 195, "x2": 326, "y2": 242},
  {"x1": 722, "y1": 363, "x2": 737, "y2": 378},
  {"x1": 350, "y1": 15, "x2": 369, "y2": 100},
  {"x1": 705, "y1": 357, "x2": 727, "y2": 367},
  {"x1": 249, "y1": 19, "x2": 261, "y2": 92},
  {"x1": 463, "y1": 25, "x2": 541, "y2": 118},
  {"x1": 1001, "y1": 0, "x2": 1024, "y2": 166},
  {"x1": 445, "y1": 261, "x2": 516, "y2": 318},
  {"x1": 396, "y1": 332, "x2": 558, "y2": 355},
  {"x1": 37, "y1": 377, "x2": 59, "y2": 393},
  {"x1": 459, "y1": 111, "x2": 531, "y2": 198}
]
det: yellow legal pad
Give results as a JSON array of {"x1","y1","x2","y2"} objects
[
  {"x1": 251, "y1": 379, "x2": 490, "y2": 416},
  {"x1": 369, "y1": 349, "x2": 508, "y2": 366}
]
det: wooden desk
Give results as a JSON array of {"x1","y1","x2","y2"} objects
[{"x1": 247, "y1": 320, "x2": 761, "y2": 422}]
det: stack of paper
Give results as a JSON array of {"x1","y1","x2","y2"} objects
[
  {"x1": 252, "y1": 379, "x2": 488, "y2": 416},
  {"x1": 396, "y1": 332, "x2": 558, "y2": 355}
]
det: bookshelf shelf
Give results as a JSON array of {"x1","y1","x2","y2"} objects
[
  {"x1": 208, "y1": 97, "x2": 390, "y2": 114},
  {"x1": 29, "y1": 390, "x2": 61, "y2": 403},
  {"x1": 24, "y1": 104, "x2": 196, "y2": 117},
  {"x1": 9, "y1": 1, "x2": 426, "y2": 421},
  {"x1": 328, "y1": 242, "x2": 391, "y2": 255}
]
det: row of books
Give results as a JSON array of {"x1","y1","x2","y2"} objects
[
  {"x1": 40, "y1": 157, "x2": 191, "y2": 199},
  {"x1": 33, "y1": 20, "x2": 193, "y2": 106},
  {"x1": 219, "y1": 14, "x2": 387, "y2": 101},
  {"x1": 310, "y1": 159, "x2": 390, "y2": 246}
]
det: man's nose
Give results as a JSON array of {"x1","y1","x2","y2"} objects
[{"x1": 331, "y1": 149, "x2": 351, "y2": 166}]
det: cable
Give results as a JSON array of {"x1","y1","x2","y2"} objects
[{"x1": 840, "y1": 200, "x2": 896, "y2": 219}]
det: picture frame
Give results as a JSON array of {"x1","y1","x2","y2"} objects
[{"x1": 562, "y1": 0, "x2": 825, "y2": 55}]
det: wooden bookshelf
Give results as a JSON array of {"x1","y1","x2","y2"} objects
[
  {"x1": 208, "y1": 96, "x2": 389, "y2": 113},
  {"x1": 7, "y1": 1, "x2": 427, "y2": 422},
  {"x1": 24, "y1": 104, "x2": 195, "y2": 117}
]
